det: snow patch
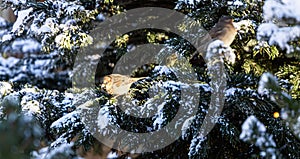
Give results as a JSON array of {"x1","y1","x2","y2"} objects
[
  {"x1": 97, "y1": 106, "x2": 110, "y2": 129},
  {"x1": 12, "y1": 8, "x2": 33, "y2": 33},
  {"x1": 11, "y1": 39, "x2": 41, "y2": 53}
]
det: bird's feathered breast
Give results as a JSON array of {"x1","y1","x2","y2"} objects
[{"x1": 208, "y1": 17, "x2": 237, "y2": 46}]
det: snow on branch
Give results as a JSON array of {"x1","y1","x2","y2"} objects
[
  {"x1": 206, "y1": 40, "x2": 236, "y2": 65},
  {"x1": 257, "y1": 0, "x2": 300, "y2": 54},
  {"x1": 263, "y1": 0, "x2": 300, "y2": 23},
  {"x1": 240, "y1": 115, "x2": 280, "y2": 158}
]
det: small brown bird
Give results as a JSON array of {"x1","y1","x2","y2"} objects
[
  {"x1": 190, "y1": 16, "x2": 237, "y2": 64},
  {"x1": 0, "y1": 7, "x2": 16, "y2": 23},
  {"x1": 209, "y1": 16, "x2": 237, "y2": 46},
  {"x1": 100, "y1": 74, "x2": 145, "y2": 96}
]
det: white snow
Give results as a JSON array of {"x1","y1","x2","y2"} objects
[
  {"x1": 257, "y1": 23, "x2": 278, "y2": 39},
  {"x1": 0, "y1": 56, "x2": 19, "y2": 68},
  {"x1": 47, "y1": 142, "x2": 75, "y2": 158},
  {"x1": 292, "y1": 116, "x2": 300, "y2": 139},
  {"x1": 0, "y1": 82, "x2": 12, "y2": 98},
  {"x1": 240, "y1": 115, "x2": 277, "y2": 158},
  {"x1": 258, "y1": 0, "x2": 300, "y2": 53},
  {"x1": 45, "y1": 18, "x2": 57, "y2": 25},
  {"x1": 6, "y1": 0, "x2": 27, "y2": 5},
  {"x1": 0, "y1": 17, "x2": 7, "y2": 26},
  {"x1": 225, "y1": 87, "x2": 241, "y2": 96},
  {"x1": 258, "y1": 72, "x2": 278, "y2": 95},
  {"x1": 232, "y1": 0, "x2": 244, "y2": 6},
  {"x1": 97, "y1": 106, "x2": 110, "y2": 129},
  {"x1": 2, "y1": 34, "x2": 12, "y2": 41},
  {"x1": 188, "y1": 136, "x2": 207, "y2": 156},
  {"x1": 50, "y1": 111, "x2": 78, "y2": 129},
  {"x1": 107, "y1": 152, "x2": 118, "y2": 158},
  {"x1": 96, "y1": 13, "x2": 105, "y2": 21},
  {"x1": 153, "y1": 99, "x2": 167, "y2": 129},
  {"x1": 178, "y1": 0, "x2": 200, "y2": 6},
  {"x1": 21, "y1": 99, "x2": 41, "y2": 114},
  {"x1": 280, "y1": 110, "x2": 288, "y2": 120},
  {"x1": 31, "y1": 146, "x2": 49, "y2": 159},
  {"x1": 38, "y1": 25, "x2": 52, "y2": 34},
  {"x1": 206, "y1": 40, "x2": 225, "y2": 59},
  {"x1": 174, "y1": 0, "x2": 199, "y2": 9},
  {"x1": 10, "y1": 74, "x2": 28, "y2": 82},
  {"x1": 233, "y1": 19, "x2": 253, "y2": 33},
  {"x1": 0, "y1": 29, "x2": 8, "y2": 38},
  {"x1": 164, "y1": 80, "x2": 182, "y2": 91},
  {"x1": 240, "y1": 115, "x2": 266, "y2": 141},
  {"x1": 153, "y1": 66, "x2": 172, "y2": 75},
  {"x1": 206, "y1": 40, "x2": 236, "y2": 64},
  {"x1": 11, "y1": 39, "x2": 41, "y2": 53},
  {"x1": 181, "y1": 116, "x2": 195, "y2": 138},
  {"x1": 258, "y1": 25, "x2": 300, "y2": 53},
  {"x1": 66, "y1": 5, "x2": 84, "y2": 15},
  {"x1": 153, "y1": 112, "x2": 165, "y2": 129},
  {"x1": 263, "y1": 0, "x2": 300, "y2": 22},
  {"x1": 12, "y1": 8, "x2": 33, "y2": 33}
]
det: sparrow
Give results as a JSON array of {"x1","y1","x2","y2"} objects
[
  {"x1": 0, "y1": 7, "x2": 16, "y2": 23},
  {"x1": 190, "y1": 16, "x2": 237, "y2": 65},
  {"x1": 100, "y1": 74, "x2": 145, "y2": 96},
  {"x1": 209, "y1": 16, "x2": 237, "y2": 46}
]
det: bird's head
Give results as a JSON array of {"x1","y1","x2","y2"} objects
[
  {"x1": 100, "y1": 76, "x2": 113, "y2": 91},
  {"x1": 219, "y1": 15, "x2": 234, "y2": 24}
]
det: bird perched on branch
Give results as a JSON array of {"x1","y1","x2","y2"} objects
[
  {"x1": 100, "y1": 74, "x2": 145, "y2": 96},
  {"x1": 209, "y1": 16, "x2": 237, "y2": 46},
  {"x1": 190, "y1": 16, "x2": 238, "y2": 65},
  {"x1": 0, "y1": 7, "x2": 16, "y2": 23}
]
